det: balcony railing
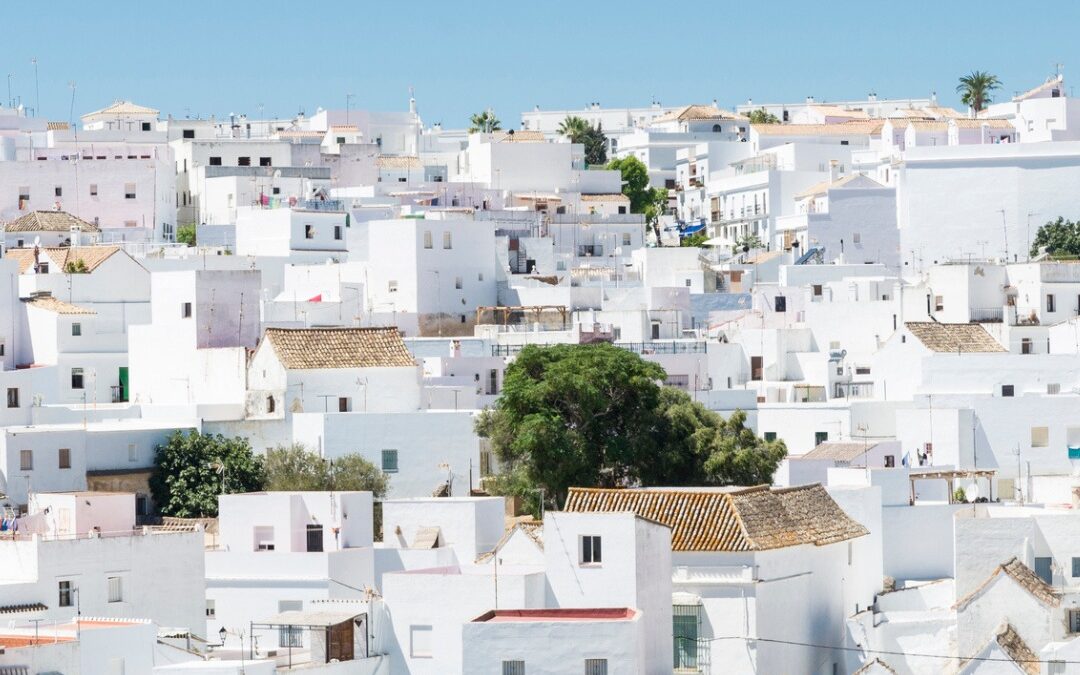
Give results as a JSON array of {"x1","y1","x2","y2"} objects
[{"x1": 969, "y1": 307, "x2": 1004, "y2": 323}]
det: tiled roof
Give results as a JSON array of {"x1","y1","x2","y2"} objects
[
  {"x1": 6, "y1": 210, "x2": 100, "y2": 233},
  {"x1": 563, "y1": 484, "x2": 867, "y2": 552},
  {"x1": 46, "y1": 121, "x2": 70, "y2": 131},
  {"x1": 801, "y1": 441, "x2": 879, "y2": 462},
  {"x1": 330, "y1": 125, "x2": 359, "y2": 132},
  {"x1": 853, "y1": 659, "x2": 898, "y2": 675},
  {"x1": 495, "y1": 130, "x2": 546, "y2": 142},
  {"x1": 752, "y1": 120, "x2": 886, "y2": 136},
  {"x1": 0, "y1": 602, "x2": 47, "y2": 615},
  {"x1": 922, "y1": 106, "x2": 966, "y2": 119},
  {"x1": 25, "y1": 295, "x2": 95, "y2": 315},
  {"x1": 377, "y1": 155, "x2": 422, "y2": 169},
  {"x1": 653, "y1": 104, "x2": 746, "y2": 123},
  {"x1": 82, "y1": 100, "x2": 159, "y2": 118},
  {"x1": 991, "y1": 624, "x2": 1039, "y2": 675},
  {"x1": 905, "y1": 322, "x2": 1006, "y2": 353},
  {"x1": 262, "y1": 327, "x2": 415, "y2": 370},
  {"x1": 580, "y1": 193, "x2": 629, "y2": 202},
  {"x1": 276, "y1": 130, "x2": 325, "y2": 139},
  {"x1": 795, "y1": 174, "x2": 883, "y2": 200},
  {"x1": 1014, "y1": 76, "x2": 1063, "y2": 102},
  {"x1": 476, "y1": 521, "x2": 543, "y2": 563},
  {"x1": 955, "y1": 557, "x2": 1061, "y2": 611},
  {"x1": 907, "y1": 120, "x2": 949, "y2": 132},
  {"x1": 5, "y1": 245, "x2": 123, "y2": 274},
  {"x1": 952, "y1": 118, "x2": 1015, "y2": 130}
]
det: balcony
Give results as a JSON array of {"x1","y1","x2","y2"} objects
[
  {"x1": 110, "y1": 385, "x2": 128, "y2": 404},
  {"x1": 672, "y1": 564, "x2": 755, "y2": 584},
  {"x1": 969, "y1": 307, "x2": 1004, "y2": 323}
]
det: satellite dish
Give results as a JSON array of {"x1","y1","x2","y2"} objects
[{"x1": 965, "y1": 483, "x2": 980, "y2": 502}]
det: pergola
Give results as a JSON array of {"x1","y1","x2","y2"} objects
[
  {"x1": 909, "y1": 468, "x2": 997, "y2": 505},
  {"x1": 475, "y1": 305, "x2": 568, "y2": 327},
  {"x1": 248, "y1": 609, "x2": 367, "y2": 668}
]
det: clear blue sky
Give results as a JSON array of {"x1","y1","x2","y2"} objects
[{"x1": 3, "y1": 1, "x2": 1078, "y2": 127}]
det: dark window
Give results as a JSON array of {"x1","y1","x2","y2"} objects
[
  {"x1": 72, "y1": 322, "x2": 81, "y2": 336},
  {"x1": 1072, "y1": 557, "x2": 1080, "y2": 578},
  {"x1": 382, "y1": 449, "x2": 398, "y2": 473},
  {"x1": 815, "y1": 431, "x2": 828, "y2": 446},
  {"x1": 55, "y1": 186, "x2": 62, "y2": 197},
  {"x1": 306, "y1": 524, "x2": 324, "y2": 552},
  {"x1": 338, "y1": 397, "x2": 350, "y2": 412},
  {"x1": 751, "y1": 356, "x2": 763, "y2": 381},
  {"x1": 581, "y1": 535, "x2": 602, "y2": 564},
  {"x1": 259, "y1": 157, "x2": 272, "y2": 167},
  {"x1": 884, "y1": 455, "x2": 895, "y2": 468},
  {"x1": 182, "y1": 129, "x2": 195, "y2": 139},
  {"x1": 7, "y1": 387, "x2": 18, "y2": 408},
  {"x1": 1002, "y1": 384, "x2": 1015, "y2": 397},
  {"x1": 181, "y1": 302, "x2": 192, "y2": 319},
  {"x1": 764, "y1": 432, "x2": 777, "y2": 442},
  {"x1": 142, "y1": 122, "x2": 152, "y2": 131},
  {"x1": 59, "y1": 448, "x2": 71, "y2": 469},
  {"x1": 58, "y1": 581, "x2": 73, "y2": 607},
  {"x1": 334, "y1": 225, "x2": 343, "y2": 241},
  {"x1": 266, "y1": 396, "x2": 275, "y2": 414},
  {"x1": 272, "y1": 187, "x2": 281, "y2": 195},
  {"x1": 774, "y1": 296, "x2": 787, "y2": 312},
  {"x1": 71, "y1": 368, "x2": 84, "y2": 390},
  {"x1": 237, "y1": 156, "x2": 251, "y2": 166},
  {"x1": 305, "y1": 225, "x2": 315, "y2": 239},
  {"x1": 209, "y1": 156, "x2": 222, "y2": 166},
  {"x1": 618, "y1": 206, "x2": 627, "y2": 214},
  {"x1": 1035, "y1": 556, "x2": 1053, "y2": 584}
]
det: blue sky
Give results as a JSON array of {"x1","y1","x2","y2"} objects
[{"x1": 3, "y1": 1, "x2": 1078, "y2": 127}]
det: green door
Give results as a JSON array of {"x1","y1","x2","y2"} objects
[{"x1": 118, "y1": 367, "x2": 129, "y2": 403}]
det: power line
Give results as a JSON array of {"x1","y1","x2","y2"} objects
[{"x1": 703, "y1": 635, "x2": 1079, "y2": 667}]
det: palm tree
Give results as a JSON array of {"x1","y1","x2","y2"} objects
[
  {"x1": 468, "y1": 109, "x2": 501, "y2": 133},
  {"x1": 557, "y1": 115, "x2": 590, "y2": 140},
  {"x1": 956, "y1": 71, "x2": 1002, "y2": 113}
]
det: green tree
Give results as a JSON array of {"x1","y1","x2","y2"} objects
[
  {"x1": 956, "y1": 71, "x2": 1002, "y2": 113},
  {"x1": 733, "y1": 233, "x2": 764, "y2": 254},
  {"x1": 63, "y1": 258, "x2": 88, "y2": 274},
  {"x1": 557, "y1": 115, "x2": 590, "y2": 138},
  {"x1": 468, "y1": 109, "x2": 501, "y2": 133},
  {"x1": 681, "y1": 232, "x2": 708, "y2": 247},
  {"x1": 176, "y1": 224, "x2": 197, "y2": 247},
  {"x1": 1031, "y1": 217, "x2": 1080, "y2": 257},
  {"x1": 748, "y1": 108, "x2": 780, "y2": 124},
  {"x1": 149, "y1": 431, "x2": 265, "y2": 517},
  {"x1": 264, "y1": 443, "x2": 389, "y2": 496},
  {"x1": 476, "y1": 344, "x2": 785, "y2": 507},
  {"x1": 606, "y1": 155, "x2": 653, "y2": 213},
  {"x1": 559, "y1": 116, "x2": 607, "y2": 165}
]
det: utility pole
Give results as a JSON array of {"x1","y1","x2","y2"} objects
[{"x1": 31, "y1": 58, "x2": 39, "y2": 117}]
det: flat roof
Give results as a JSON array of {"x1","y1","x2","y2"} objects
[
  {"x1": 473, "y1": 608, "x2": 636, "y2": 623},
  {"x1": 3, "y1": 418, "x2": 197, "y2": 435}
]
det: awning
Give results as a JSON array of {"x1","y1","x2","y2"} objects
[
  {"x1": 0, "y1": 603, "x2": 47, "y2": 614},
  {"x1": 258, "y1": 609, "x2": 360, "y2": 628}
]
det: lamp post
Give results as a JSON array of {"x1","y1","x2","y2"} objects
[{"x1": 218, "y1": 626, "x2": 247, "y2": 673}]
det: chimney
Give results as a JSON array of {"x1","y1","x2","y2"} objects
[
  {"x1": 806, "y1": 96, "x2": 815, "y2": 104},
  {"x1": 829, "y1": 159, "x2": 840, "y2": 182},
  {"x1": 449, "y1": 339, "x2": 461, "y2": 358}
]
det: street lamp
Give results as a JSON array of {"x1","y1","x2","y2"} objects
[{"x1": 218, "y1": 626, "x2": 247, "y2": 673}]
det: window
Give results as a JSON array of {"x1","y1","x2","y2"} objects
[
  {"x1": 584, "y1": 659, "x2": 608, "y2": 675},
  {"x1": 206, "y1": 599, "x2": 216, "y2": 618},
  {"x1": 72, "y1": 322, "x2": 82, "y2": 336},
  {"x1": 884, "y1": 455, "x2": 896, "y2": 468},
  {"x1": 673, "y1": 604, "x2": 700, "y2": 671},
  {"x1": 813, "y1": 284, "x2": 823, "y2": 297},
  {"x1": 254, "y1": 526, "x2": 275, "y2": 551},
  {"x1": 336, "y1": 136, "x2": 346, "y2": 144},
  {"x1": 181, "y1": 302, "x2": 192, "y2": 318},
  {"x1": 58, "y1": 581, "x2": 72, "y2": 607},
  {"x1": 443, "y1": 231, "x2": 452, "y2": 249},
  {"x1": 338, "y1": 397, "x2": 351, "y2": 412},
  {"x1": 934, "y1": 295, "x2": 944, "y2": 312},
  {"x1": 59, "y1": 448, "x2": 71, "y2": 469},
  {"x1": 750, "y1": 356, "x2": 763, "y2": 381},
  {"x1": 774, "y1": 296, "x2": 786, "y2": 312},
  {"x1": 209, "y1": 156, "x2": 222, "y2": 166},
  {"x1": 272, "y1": 187, "x2": 280, "y2": 195},
  {"x1": 107, "y1": 576, "x2": 123, "y2": 603},
  {"x1": 18, "y1": 186, "x2": 29, "y2": 202},
  {"x1": 305, "y1": 225, "x2": 315, "y2": 239},
  {"x1": 306, "y1": 524, "x2": 323, "y2": 552},
  {"x1": 20, "y1": 449, "x2": 32, "y2": 471},
  {"x1": 123, "y1": 221, "x2": 137, "y2": 229},
  {"x1": 39, "y1": 261, "x2": 50, "y2": 273},
  {"x1": 455, "y1": 276, "x2": 463, "y2": 290},
  {"x1": 1072, "y1": 557, "x2": 1080, "y2": 578},
  {"x1": 55, "y1": 186, "x2": 62, "y2": 197},
  {"x1": 410, "y1": 625, "x2": 432, "y2": 658},
  {"x1": 71, "y1": 368, "x2": 84, "y2": 390},
  {"x1": 266, "y1": 395, "x2": 275, "y2": 414},
  {"x1": 502, "y1": 661, "x2": 525, "y2": 675},
  {"x1": 1049, "y1": 383, "x2": 1062, "y2": 395},
  {"x1": 128, "y1": 444, "x2": 137, "y2": 463},
  {"x1": 580, "y1": 535, "x2": 602, "y2": 564},
  {"x1": 1032, "y1": 427, "x2": 1049, "y2": 447},
  {"x1": 388, "y1": 280, "x2": 398, "y2": 293},
  {"x1": 764, "y1": 432, "x2": 777, "y2": 442},
  {"x1": 334, "y1": 225, "x2": 343, "y2": 241},
  {"x1": 424, "y1": 231, "x2": 433, "y2": 249},
  {"x1": 1021, "y1": 338, "x2": 1033, "y2": 355},
  {"x1": 7, "y1": 387, "x2": 18, "y2": 408},
  {"x1": 124, "y1": 183, "x2": 136, "y2": 199},
  {"x1": 685, "y1": 278, "x2": 692, "y2": 287},
  {"x1": 259, "y1": 157, "x2": 272, "y2": 167},
  {"x1": 1048, "y1": 294, "x2": 1057, "y2": 313},
  {"x1": 478, "y1": 272, "x2": 484, "y2": 282},
  {"x1": 856, "y1": 366, "x2": 871, "y2": 375},
  {"x1": 237, "y1": 156, "x2": 251, "y2": 167},
  {"x1": 815, "y1": 431, "x2": 829, "y2": 446},
  {"x1": 1002, "y1": 384, "x2": 1015, "y2": 397},
  {"x1": 182, "y1": 129, "x2": 195, "y2": 139},
  {"x1": 382, "y1": 449, "x2": 399, "y2": 473},
  {"x1": 280, "y1": 625, "x2": 303, "y2": 648},
  {"x1": 622, "y1": 233, "x2": 631, "y2": 246}
]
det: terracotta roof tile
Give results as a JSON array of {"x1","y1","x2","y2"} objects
[
  {"x1": 24, "y1": 295, "x2": 95, "y2": 315},
  {"x1": 263, "y1": 327, "x2": 415, "y2": 370},
  {"x1": 992, "y1": 624, "x2": 1040, "y2": 675},
  {"x1": 5, "y1": 245, "x2": 123, "y2": 274},
  {"x1": 495, "y1": 130, "x2": 547, "y2": 143},
  {"x1": 563, "y1": 484, "x2": 867, "y2": 552},
  {"x1": 955, "y1": 557, "x2": 1062, "y2": 611},
  {"x1": 46, "y1": 121, "x2": 70, "y2": 131},
  {"x1": 753, "y1": 121, "x2": 886, "y2": 136},
  {"x1": 801, "y1": 441, "x2": 879, "y2": 462},
  {"x1": 6, "y1": 210, "x2": 100, "y2": 233},
  {"x1": 952, "y1": 118, "x2": 1015, "y2": 130},
  {"x1": 377, "y1": 155, "x2": 422, "y2": 169},
  {"x1": 653, "y1": 104, "x2": 747, "y2": 123},
  {"x1": 580, "y1": 193, "x2": 629, "y2": 202},
  {"x1": 82, "y1": 100, "x2": 158, "y2": 118},
  {"x1": 905, "y1": 322, "x2": 1006, "y2": 353}
]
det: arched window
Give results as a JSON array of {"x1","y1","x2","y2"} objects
[
  {"x1": 712, "y1": 124, "x2": 722, "y2": 132},
  {"x1": 266, "y1": 395, "x2": 276, "y2": 414}
]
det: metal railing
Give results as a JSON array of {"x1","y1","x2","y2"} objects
[{"x1": 969, "y1": 307, "x2": 1004, "y2": 323}]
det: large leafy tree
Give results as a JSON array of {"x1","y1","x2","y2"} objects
[
  {"x1": 748, "y1": 108, "x2": 780, "y2": 124},
  {"x1": 956, "y1": 71, "x2": 1002, "y2": 113},
  {"x1": 1031, "y1": 217, "x2": 1080, "y2": 257},
  {"x1": 557, "y1": 115, "x2": 590, "y2": 137},
  {"x1": 149, "y1": 431, "x2": 265, "y2": 517},
  {"x1": 476, "y1": 344, "x2": 785, "y2": 507},
  {"x1": 176, "y1": 224, "x2": 197, "y2": 247},
  {"x1": 264, "y1": 443, "x2": 389, "y2": 496},
  {"x1": 559, "y1": 116, "x2": 607, "y2": 165},
  {"x1": 607, "y1": 155, "x2": 667, "y2": 230},
  {"x1": 468, "y1": 110, "x2": 501, "y2": 133}
]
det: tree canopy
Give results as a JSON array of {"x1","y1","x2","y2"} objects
[
  {"x1": 747, "y1": 108, "x2": 780, "y2": 124},
  {"x1": 558, "y1": 116, "x2": 607, "y2": 165},
  {"x1": 606, "y1": 155, "x2": 667, "y2": 225},
  {"x1": 476, "y1": 344, "x2": 786, "y2": 508},
  {"x1": 264, "y1": 443, "x2": 389, "y2": 497},
  {"x1": 468, "y1": 110, "x2": 501, "y2": 133},
  {"x1": 956, "y1": 71, "x2": 1002, "y2": 112},
  {"x1": 176, "y1": 224, "x2": 197, "y2": 247},
  {"x1": 1031, "y1": 217, "x2": 1080, "y2": 258},
  {"x1": 149, "y1": 431, "x2": 265, "y2": 517}
]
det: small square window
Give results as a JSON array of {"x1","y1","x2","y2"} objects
[
  {"x1": 382, "y1": 449, "x2": 399, "y2": 473},
  {"x1": 124, "y1": 183, "x2": 136, "y2": 199},
  {"x1": 338, "y1": 397, "x2": 351, "y2": 413},
  {"x1": 209, "y1": 156, "x2": 222, "y2": 166},
  {"x1": 584, "y1": 659, "x2": 608, "y2": 675},
  {"x1": 59, "y1": 448, "x2": 71, "y2": 469},
  {"x1": 54, "y1": 186, "x2": 62, "y2": 197},
  {"x1": 259, "y1": 157, "x2": 272, "y2": 167},
  {"x1": 89, "y1": 184, "x2": 98, "y2": 197},
  {"x1": 182, "y1": 129, "x2": 195, "y2": 139},
  {"x1": 580, "y1": 535, "x2": 602, "y2": 564},
  {"x1": 71, "y1": 367, "x2": 84, "y2": 390},
  {"x1": 237, "y1": 156, "x2": 251, "y2": 167},
  {"x1": 502, "y1": 661, "x2": 525, "y2": 675},
  {"x1": 305, "y1": 225, "x2": 315, "y2": 239},
  {"x1": 764, "y1": 432, "x2": 777, "y2": 442},
  {"x1": 1032, "y1": 427, "x2": 1049, "y2": 447},
  {"x1": 20, "y1": 449, "x2": 33, "y2": 471},
  {"x1": 1002, "y1": 384, "x2": 1015, "y2": 397},
  {"x1": 72, "y1": 322, "x2": 82, "y2": 336},
  {"x1": 815, "y1": 431, "x2": 828, "y2": 446},
  {"x1": 58, "y1": 581, "x2": 72, "y2": 607}
]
